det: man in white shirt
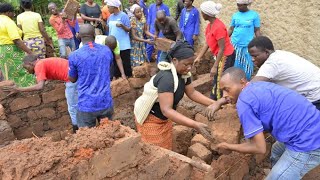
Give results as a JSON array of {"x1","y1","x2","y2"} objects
[{"x1": 248, "y1": 36, "x2": 320, "y2": 110}]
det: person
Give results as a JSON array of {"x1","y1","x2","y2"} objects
[
  {"x1": 68, "y1": 24, "x2": 114, "y2": 128},
  {"x1": 134, "y1": 41, "x2": 226, "y2": 150},
  {"x1": 215, "y1": 67, "x2": 320, "y2": 179},
  {"x1": 174, "y1": 0, "x2": 184, "y2": 21},
  {"x1": 101, "y1": 0, "x2": 111, "y2": 35},
  {"x1": 146, "y1": 0, "x2": 170, "y2": 62},
  {"x1": 3, "y1": 55, "x2": 79, "y2": 133},
  {"x1": 139, "y1": 0, "x2": 148, "y2": 21},
  {"x1": 228, "y1": 0, "x2": 261, "y2": 80},
  {"x1": 248, "y1": 36, "x2": 320, "y2": 110},
  {"x1": 179, "y1": 0, "x2": 200, "y2": 46},
  {"x1": 0, "y1": 3, "x2": 34, "y2": 87},
  {"x1": 195, "y1": 1, "x2": 235, "y2": 100},
  {"x1": 80, "y1": 0, "x2": 103, "y2": 34},
  {"x1": 106, "y1": 0, "x2": 132, "y2": 78},
  {"x1": 48, "y1": 2, "x2": 75, "y2": 59},
  {"x1": 155, "y1": 11, "x2": 182, "y2": 62},
  {"x1": 130, "y1": 5, "x2": 154, "y2": 67},
  {"x1": 65, "y1": 14, "x2": 81, "y2": 50},
  {"x1": 18, "y1": 0, "x2": 52, "y2": 59}
]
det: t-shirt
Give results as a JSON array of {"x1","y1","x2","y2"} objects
[
  {"x1": 150, "y1": 70, "x2": 191, "y2": 120},
  {"x1": 80, "y1": 3, "x2": 101, "y2": 23},
  {"x1": 237, "y1": 82, "x2": 320, "y2": 152},
  {"x1": 108, "y1": 12, "x2": 131, "y2": 50},
  {"x1": 205, "y1": 18, "x2": 234, "y2": 56},
  {"x1": 155, "y1": 17, "x2": 180, "y2": 41},
  {"x1": 256, "y1": 50, "x2": 320, "y2": 102},
  {"x1": 17, "y1": 11, "x2": 43, "y2": 40},
  {"x1": 68, "y1": 42, "x2": 113, "y2": 112},
  {"x1": 49, "y1": 15, "x2": 73, "y2": 39},
  {"x1": 230, "y1": 10, "x2": 260, "y2": 47},
  {"x1": 34, "y1": 58, "x2": 69, "y2": 82},
  {"x1": 78, "y1": 35, "x2": 120, "y2": 55},
  {"x1": 0, "y1": 15, "x2": 22, "y2": 45},
  {"x1": 102, "y1": 6, "x2": 111, "y2": 21}
]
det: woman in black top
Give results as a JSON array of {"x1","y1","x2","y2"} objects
[
  {"x1": 135, "y1": 41, "x2": 225, "y2": 150},
  {"x1": 80, "y1": 0, "x2": 103, "y2": 34}
]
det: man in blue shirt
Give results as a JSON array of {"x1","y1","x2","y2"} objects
[
  {"x1": 215, "y1": 67, "x2": 320, "y2": 179},
  {"x1": 68, "y1": 24, "x2": 114, "y2": 128},
  {"x1": 139, "y1": 0, "x2": 148, "y2": 21}
]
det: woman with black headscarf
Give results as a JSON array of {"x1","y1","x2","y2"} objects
[{"x1": 134, "y1": 41, "x2": 226, "y2": 150}]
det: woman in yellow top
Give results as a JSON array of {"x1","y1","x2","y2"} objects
[
  {"x1": 0, "y1": 3, "x2": 34, "y2": 87},
  {"x1": 17, "y1": 0, "x2": 52, "y2": 59}
]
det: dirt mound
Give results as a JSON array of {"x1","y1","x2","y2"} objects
[{"x1": 0, "y1": 121, "x2": 126, "y2": 180}]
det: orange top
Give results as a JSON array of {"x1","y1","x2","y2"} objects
[{"x1": 102, "y1": 6, "x2": 111, "y2": 21}]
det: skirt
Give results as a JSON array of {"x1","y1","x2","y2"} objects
[
  {"x1": 24, "y1": 36, "x2": 46, "y2": 59},
  {"x1": 233, "y1": 44, "x2": 254, "y2": 80},
  {"x1": 135, "y1": 114, "x2": 173, "y2": 150},
  {"x1": 0, "y1": 44, "x2": 35, "y2": 87}
]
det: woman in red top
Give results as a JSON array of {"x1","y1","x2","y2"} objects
[{"x1": 195, "y1": 1, "x2": 235, "y2": 100}]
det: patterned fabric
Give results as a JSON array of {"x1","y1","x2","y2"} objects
[
  {"x1": 130, "y1": 17, "x2": 147, "y2": 66},
  {"x1": 233, "y1": 44, "x2": 253, "y2": 80},
  {"x1": 24, "y1": 37, "x2": 46, "y2": 59},
  {"x1": 0, "y1": 44, "x2": 35, "y2": 87},
  {"x1": 211, "y1": 52, "x2": 236, "y2": 100},
  {"x1": 136, "y1": 114, "x2": 173, "y2": 150}
]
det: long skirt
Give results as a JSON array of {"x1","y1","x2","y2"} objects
[
  {"x1": 233, "y1": 44, "x2": 254, "y2": 80},
  {"x1": 0, "y1": 44, "x2": 35, "y2": 87},
  {"x1": 24, "y1": 36, "x2": 46, "y2": 59},
  {"x1": 210, "y1": 52, "x2": 236, "y2": 100},
  {"x1": 135, "y1": 114, "x2": 173, "y2": 150},
  {"x1": 130, "y1": 40, "x2": 147, "y2": 67}
]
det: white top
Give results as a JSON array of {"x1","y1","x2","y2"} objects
[{"x1": 256, "y1": 50, "x2": 320, "y2": 102}]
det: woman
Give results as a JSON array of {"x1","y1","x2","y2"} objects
[
  {"x1": 0, "y1": 3, "x2": 34, "y2": 87},
  {"x1": 229, "y1": 0, "x2": 261, "y2": 80},
  {"x1": 130, "y1": 4, "x2": 154, "y2": 66},
  {"x1": 195, "y1": 1, "x2": 235, "y2": 100},
  {"x1": 179, "y1": 0, "x2": 200, "y2": 46},
  {"x1": 134, "y1": 41, "x2": 225, "y2": 150},
  {"x1": 17, "y1": 0, "x2": 52, "y2": 59},
  {"x1": 80, "y1": 0, "x2": 103, "y2": 34}
]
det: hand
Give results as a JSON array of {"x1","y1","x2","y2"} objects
[
  {"x1": 116, "y1": 23, "x2": 123, "y2": 28},
  {"x1": 121, "y1": 74, "x2": 127, "y2": 80},
  {"x1": 216, "y1": 142, "x2": 232, "y2": 155},
  {"x1": 95, "y1": 18, "x2": 103, "y2": 23},
  {"x1": 210, "y1": 66, "x2": 218, "y2": 77},
  {"x1": 204, "y1": 103, "x2": 221, "y2": 121},
  {"x1": 153, "y1": 35, "x2": 158, "y2": 40},
  {"x1": 192, "y1": 35, "x2": 198, "y2": 42},
  {"x1": 61, "y1": 12, "x2": 68, "y2": 20},
  {"x1": 146, "y1": 39, "x2": 154, "y2": 45},
  {"x1": 193, "y1": 56, "x2": 201, "y2": 66},
  {"x1": 194, "y1": 122, "x2": 214, "y2": 142},
  {"x1": 2, "y1": 86, "x2": 18, "y2": 94}
]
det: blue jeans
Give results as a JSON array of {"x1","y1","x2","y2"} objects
[
  {"x1": 77, "y1": 107, "x2": 114, "y2": 128},
  {"x1": 58, "y1": 38, "x2": 75, "y2": 58},
  {"x1": 65, "y1": 82, "x2": 78, "y2": 125},
  {"x1": 266, "y1": 141, "x2": 320, "y2": 180}
]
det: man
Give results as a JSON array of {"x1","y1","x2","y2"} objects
[
  {"x1": 139, "y1": 0, "x2": 148, "y2": 21},
  {"x1": 215, "y1": 67, "x2": 320, "y2": 179},
  {"x1": 155, "y1": 10, "x2": 182, "y2": 62},
  {"x1": 249, "y1": 36, "x2": 320, "y2": 110},
  {"x1": 48, "y1": 2, "x2": 75, "y2": 59},
  {"x1": 68, "y1": 24, "x2": 114, "y2": 128},
  {"x1": 3, "y1": 55, "x2": 78, "y2": 132},
  {"x1": 146, "y1": 0, "x2": 170, "y2": 62},
  {"x1": 174, "y1": 0, "x2": 184, "y2": 21}
]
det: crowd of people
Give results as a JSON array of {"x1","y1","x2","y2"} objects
[{"x1": 0, "y1": 0, "x2": 320, "y2": 179}]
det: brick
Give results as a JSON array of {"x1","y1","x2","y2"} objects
[
  {"x1": 167, "y1": 162, "x2": 191, "y2": 180},
  {"x1": 48, "y1": 115, "x2": 71, "y2": 130},
  {"x1": 128, "y1": 77, "x2": 149, "y2": 89},
  {"x1": 191, "y1": 74, "x2": 212, "y2": 94},
  {"x1": 132, "y1": 66, "x2": 148, "y2": 78},
  {"x1": 172, "y1": 125, "x2": 194, "y2": 155},
  {"x1": 155, "y1": 38, "x2": 175, "y2": 51},
  {"x1": 35, "y1": 108, "x2": 56, "y2": 119},
  {"x1": 42, "y1": 84, "x2": 66, "y2": 103},
  {"x1": 111, "y1": 79, "x2": 131, "y2": 98},
  {"x1": 57, "y1": 100, "x2": 68, "y2": 112},
  {"x1": 0, "y1": 120, "x2": 15, "y2": 144},
  {"x1": 10, "y1": 95, "x2": 41, "y2": 112},
  {"x1": 27, "y1": 111, "x2": 38, "y2": 121},
  {"x1": 14, "y1": 126, "x2": 33, "y2": 140},
  {"x1": 31, "y1": 121, "x2": 44, "y2": 137},
  {"x1": 191, "y1": 134, "x2": 211, "y2": 149},
  {"x1": 7, "y1": 115, "x2": 25, "y2": 129},
  {"x1": 187, "y1": 143, "x2": 212, "y2": 164}
]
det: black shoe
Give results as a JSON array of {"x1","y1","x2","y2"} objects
[{"x1": 72, "y1": 125, "x2": 79, "y2": 133}]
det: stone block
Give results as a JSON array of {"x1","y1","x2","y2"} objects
[
  {"x1": 7, "y1": 115, "x2": 25, "y2": 129},
  {"x1": 57, "y1": 100, "x2": 68, "y2": 112},
  {"x1": 35, "y1": 108, "x2": 56, "y2": 119},
  {"x1": 27, "y1": 111, "x2": 38, "y2": 121},
  {"x1": 48, "y1": 115, "x2": 71, "y2": 130},
  {"x1": 31, "y1": 121, "x2": 44, "y2": 137},
  {"x1": 10, "y1": 95, "x2": 41, "y2": 112},
  {"x1": 155, "y1": 38, "x2": 175, "y2": 52},
  {"x1": 168, "y1": 162, "x2": 191, "y2": 180},
  {"x1": 14, "y1": 126, "x2": 33, "y2": 140},
  {"x1": 128, "y1": 77, "x2": 149, "y2": 89},
  {"x1": 111, "y1": 79, "x2": 131, "y2": 98},
  {"x1": 191, "y1": 134, "x2": 211, "y2": 149},
  {"x1": 132, "y1": 66, "x2": 148, "y2": 78},
  {"x1": 172, "y1": 125, "x2": 194, "y2": 155},
  {"x1": 42, "y1": 84, "x2": 66, "y2": 103},
  {"x1": 0, "y1": 120, "x2": 15, "y2": 144},
  {"x1": 187, "y1": 143, "x2": 212, "y2": 164}
]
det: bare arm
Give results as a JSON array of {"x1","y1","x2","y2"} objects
[
  {"x1": 38, "y1": 22, "x2": 51, "y2": 44},
  {"x1": 119, "y1": 23, "x2": 131, "y2": 32},
  {"x1": 115, "y1": 54, "x2": 126, "y2": 79},
  {"x1": 228, "y1": 26, "x2": 234, "y2": 37},
  {"x1": 132, "y1": 28, "x2": 150, "y2": 43},
  {"x1": 175, "y1": 30, "x2": 182, "y2": 41},
  {"x1": 250, "y1": 76, "x2": 271, "y2": 82},
  {"x1": 254, "y1": 27, "x2": 261, "y2": 37},
  {"x1": 13, "y1": 39, "x2": 32, "y2": 54},
  {"x1": 80, "y1": 13, "x2": 99, "y2": 22},
  {"x1": 214, "y1": 38, "x2": 225, "y2": 68},
  {"x1": 144, "y1": 24, "x2": 155, "y2": 38},
  {"x1": 17, "y1": 80, "x2": 45, "y2": 92}
]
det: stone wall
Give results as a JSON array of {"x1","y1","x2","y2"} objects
[{"x1": 193, "y1": 0, "x2": 320, "y2": 66}]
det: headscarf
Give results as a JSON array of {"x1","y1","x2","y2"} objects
[
  {"x1": 106, "y1": 0, "x2": 121, "y2": 7},
  {"x1": 200, "y1": 1, "x2": 222, "y2": 17},
  {"x1": 168, "y1": 40, "x2": 195, "y2": 60},
  {"x1": 236, "y1": 0, "x2": 253, "y2": 4},
  {"x1": 130, "y1": 4, "x2": 140, "y2": 13}
]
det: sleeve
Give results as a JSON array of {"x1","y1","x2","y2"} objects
[
  {"x1": 256, "y1": 61, "x2": 279, "y2": 80},
  {"x1": 237, "y1": 95, "x2": 264, "y2": 139},
  {"x1": 230, "y1": 14, "x2": 235, "y2": 27},
  {"x1": 165, "y1": 6, "x2": 171, "y2": 16},
  {"x1": 114, "y1": 41, "x2": 120, "y2": 55},
  {"x1": 147, "y1": 5, "x2": 152, "y2": 25},
  {"x1": 122, "y1": 13, "x2": 131, "y2": 28},
  {"x1": 6, "y1": 20, "x2": 21, "y2": 41},
  {"x1": 80, "y1": 4, "x2": 86, "y2": 15},
  {"x1": 68, "y1": 54, "x2": 78, "y2": 78},
  {"x1": 214, "y1": 25, "x2": 227, "y2": 41},
  {"x1": 154, "y1": 71, "x2": 175, "y2": 93},
  {"x1": 34, "y1": 63, "x2": 47, "y2": 82},
  {"x1": 194, "y1": 9, "x2": 200, "y2": 35},
  {"x1": 253, "y1": 12, "x2": 261, "y2": 28},
  {"x1": 37, "y1": 13, "x2": 43, "y2": 22},
  {"x1": 178, "y1": 9, "x2": 184, "y2": 28}
]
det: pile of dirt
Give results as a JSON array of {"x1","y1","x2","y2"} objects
[{"x1": 0, "y1": 121, "x2": 126, "y2": 179}]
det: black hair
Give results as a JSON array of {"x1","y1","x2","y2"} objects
[
  {"x1": 21, "y1": 0, "x2": 32, "y2": 9},
  {"x1": 23, "y1": 54, "x2": 38, "y2": 64},
  {"x1": 167, "y1": 40, "x2": 195, "y2": 62},
  {"x1": 248, "y1": 36, "x2": 275, "y2": 51},
  {"x1": 0, "y1": 3, "x2": 14, "y2": 13},
  {"x1": 222, "y1": 67, "x2": 246, "y2": 82}
]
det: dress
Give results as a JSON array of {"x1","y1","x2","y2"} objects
[{"x1": 130, "y1": 17, "x2": 147, "y2": 66}]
